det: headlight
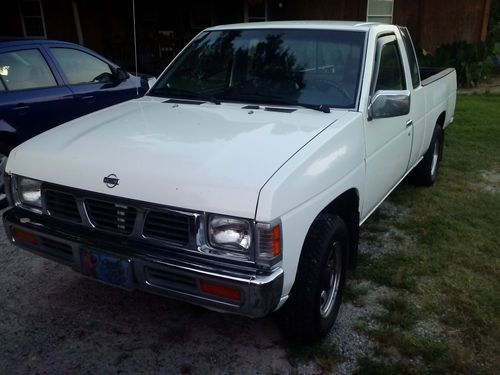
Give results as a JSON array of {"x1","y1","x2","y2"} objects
[
  {"x1": 16, "y1": 176, "x2": 42, "y2": 208},
  {"x1": 208, "y1": 215, "x2": 252, "y2": 253}
]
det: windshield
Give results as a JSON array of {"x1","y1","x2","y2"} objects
[{"x1": 149, "y1": 29, "x2": 366, "y2": 109}]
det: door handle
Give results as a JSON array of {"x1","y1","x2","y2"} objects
[
  {"x1": 406, "y1": 119, "x2": 413, "y2": 128},
  {"x1": 13, "y1": 104, "x2": 30, "y2": 111},
  {"x1": 81, "y1": 95, "x2": 94, "y2": 100}
]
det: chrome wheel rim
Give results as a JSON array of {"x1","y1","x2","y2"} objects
[
  {"x1": 430, "y1": 139, "x2": 439, "y2": 177},
  {"x1": 319, "y1": 241, "x2": 342, "y2": 318},
  {"x1": 0, "y1": 153, "x2": 7, "y2": 202}
]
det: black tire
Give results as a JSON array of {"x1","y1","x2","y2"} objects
[
  {"x1": 280, "y1": 214, "x2": 348, "y2": 342},
  {"x1": 412, "y1": 125, "x2": 444, "y2": 186}
]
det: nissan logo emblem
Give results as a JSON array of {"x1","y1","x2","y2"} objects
[{"x1": 103, "y1": 174, "x2": 120, "y2": 188}]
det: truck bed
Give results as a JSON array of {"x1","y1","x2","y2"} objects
[{"x1": 420, "y1": 67, "x2": 456, "y2": 86}]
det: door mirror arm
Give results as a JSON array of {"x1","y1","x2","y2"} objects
[{"x1": 367, "y1": 96, "x2": 374, "y2": 121}]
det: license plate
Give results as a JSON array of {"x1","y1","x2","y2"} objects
[{"x1": 81, "y1": 249, "x2": 133, "y2": 289}]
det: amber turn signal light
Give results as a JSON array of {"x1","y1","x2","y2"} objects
[
  {"x1": 272, "y1": 225, "x2": 281, "y2": 256},
  {"x1": 12, "y1": 228, "x2": 39, "y2": 245}
]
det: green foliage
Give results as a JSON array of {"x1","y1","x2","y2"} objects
[
  {"x1": 285, "y1": 340, "x2": 341, "y2": 371},
  {"x1": 355, "y1": 358, "x2": 415, "y2": 375},
  {"x1": 417, "y1": 2, "x2": 500, "y2": 89},
  {"x1": 417, "y1": 42, "x2": 493, "y2": 88},
  {"x1": 358, "y1": 95, "x2": 500, "y2": 373}
]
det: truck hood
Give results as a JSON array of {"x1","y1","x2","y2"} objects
[{"x1": 7, "y1": 97, "x2": 347, "y2": 218}]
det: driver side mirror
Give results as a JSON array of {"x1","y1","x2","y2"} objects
[
  {"x1": 367, "y1": 90, "x2": 410, "y2": 121},
  {"x1": 113, "y1": 67, "x2": 129, "y2": 82}
]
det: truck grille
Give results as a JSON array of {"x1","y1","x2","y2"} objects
[
  {"x1": 85, "y1": 199, "x2": 137, "y2": 234},
  {"x1": 41, "y1": 185, "x2": 196, "y2": 248},
  {"x1": 45, "y1": 190, "x2": 81, "y2": 222},
  {"x1": 143, "y1": 210, "x2": 191, "y2": 245}
]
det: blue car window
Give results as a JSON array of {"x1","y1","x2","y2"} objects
[
  {"x1": 51, "y1": 48, "x2": 114, "y2": 85},
  {"x1": 0, "y1": 49, "x2": 57, "y2": 91}
]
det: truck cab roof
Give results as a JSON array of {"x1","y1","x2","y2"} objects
[{"x1": 207, "y1": 20, "x2": 382, "y2": 32}]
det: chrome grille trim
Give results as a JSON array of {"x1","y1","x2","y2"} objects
[
  {"x1": 45, "y1": 190, "x2": 81, "y2": 222},
  {"x1": 41, "y1": 185, "x2": 197, "y2": 249},
  {"x1": 85, "y1": 198, "x2": 137, "y2": 234},
  {"x1": 143, "y1": 210, "x2": 190, "y2": 245}
]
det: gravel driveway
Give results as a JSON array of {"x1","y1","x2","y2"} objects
[{"x1": 0, "y1": 205, "x2": 398, "y2": 374}]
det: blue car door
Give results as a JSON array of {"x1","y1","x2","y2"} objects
[
  {"x1": 47, "y1": 46, "x2": 139, "y2": 118},
  {"x1": 0, "y1": 45, "x2": 75, "y2": 144}
]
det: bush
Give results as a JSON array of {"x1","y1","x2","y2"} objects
[{"x1": 417, "y1": 42, "x2": 493, "y2": 88}]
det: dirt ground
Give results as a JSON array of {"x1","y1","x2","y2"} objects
[{"x1": 0, "y1": 204, "x2": 401, "y2": 374}]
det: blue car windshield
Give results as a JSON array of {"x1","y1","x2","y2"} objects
[{"x1": 149, "y1": 29, "x2": 366, "y2": 109}]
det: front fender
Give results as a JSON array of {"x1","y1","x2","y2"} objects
[{"x1": 255, "y1": 112, "x2": 365, "y2": 297}]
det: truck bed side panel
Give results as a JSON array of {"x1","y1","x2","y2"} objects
[{"x1": 420, "y1": 69, "x2": 457, "y2": 157}]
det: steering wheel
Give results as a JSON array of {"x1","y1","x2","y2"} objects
[{"x1": 309, "y1": 78, "x2": 352, "y2": 102}]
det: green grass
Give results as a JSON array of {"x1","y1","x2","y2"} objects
[
  {"x1": 285, "y1": 340, "x2": 342, "y2": 372},
  {"x1": 356, "y1": 95, "x2": 500, "y2": 373},
  {"x1": 343, "y1": 282, "x2": 370, "y2": 306}
]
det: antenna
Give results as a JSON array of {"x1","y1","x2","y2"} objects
[{"x1": 132, "y1": 0, "x2": 139, "y2": 97}]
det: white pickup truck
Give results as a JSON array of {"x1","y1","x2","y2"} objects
[{"x1": 3, "y1": 21, "x2": 456, "y2": 340}]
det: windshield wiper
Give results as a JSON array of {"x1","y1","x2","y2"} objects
[
  {"x1": 296, "y1": 103, "x2": 331, "y2": 113},
  {"x1": 149, "y1": 87, "x2": 221, "y2": 105},
  {"x1": 221, "y1": 91, "x2": 292, "y2": 106},
  {"x1": 221, "y1": 90, "x2": 331, "y2": 113}
]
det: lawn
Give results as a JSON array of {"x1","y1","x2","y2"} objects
[{"x1": 352, "y1": 95, "x2": 500, "y2": 374}]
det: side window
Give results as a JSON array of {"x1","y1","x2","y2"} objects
[
  {"x1": 399, "y1": 27, "x2": 420, "y2": 88},
  {"x1": 51, "y1": 48, "x2": 113, "y2": 85},
  {"x1": 0, "y1": 49, "x2": 57, "y2": 91},
  {"x1": 375, "y1": 40, "x2": 406, "y2": 92}
]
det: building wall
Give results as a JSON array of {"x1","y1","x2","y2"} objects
[
  {"x1": 77, "y1": 0, "x2": 135, "y2": 69},
  {"x1": 269, "y1": 0, "x2": 490, "y2": 52},
  {"x1": 270, "y1": 0, "x2": 366, "y2": 21},
  {"x1": 0, "y1": 0, "x2": 492, "y2": 73},
  {"x1": 394, "y1": 0, "x2": 491, "y2": 52},
  {"x1": 0, "y1": 2, "x2": 24, "y2": 37},
  {"x1": 43, "y1": 0, "x2": 78, "y2": 42}
]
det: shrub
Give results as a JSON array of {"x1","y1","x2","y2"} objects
[{"x1": 417, "y1": 42, "x2": 493, "y2": 88}]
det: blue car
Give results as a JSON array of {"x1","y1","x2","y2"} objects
[{"x1": 0, "y1": 39, "x2": 151, "y2": 207}]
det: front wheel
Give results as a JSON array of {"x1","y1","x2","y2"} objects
[{"x1": 280, "y1": 214, "x2": 348, "y2": 342}]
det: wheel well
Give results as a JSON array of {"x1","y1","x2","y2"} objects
[
  {"x1": 320, "y1": 188, "x2": 360, "y2": 270},
  {"x1": 0, "y1": 133, "x2": 18, "y2": 154},
  {"x1": 436, "y1": 111, "x2": 446, "y2": 129}
]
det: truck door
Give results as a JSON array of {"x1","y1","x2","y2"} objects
[
  {"x1": 399, "y1": 27, "x2": 425, "y2": 168},
  {"x1": 362, "y1": 34, "x2": 412, "y2": 218}
]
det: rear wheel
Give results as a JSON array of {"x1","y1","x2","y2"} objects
[
  {"x1": 412, "y1": 125, "x2": 444, "y2": 186},
  {"x1": 280, "y1": 214, "x2": 348, "y2": 341}
]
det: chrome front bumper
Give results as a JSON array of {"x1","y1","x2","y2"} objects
[{"x1": 3, "y1": 208, "x2": 283, "y2": 318}]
